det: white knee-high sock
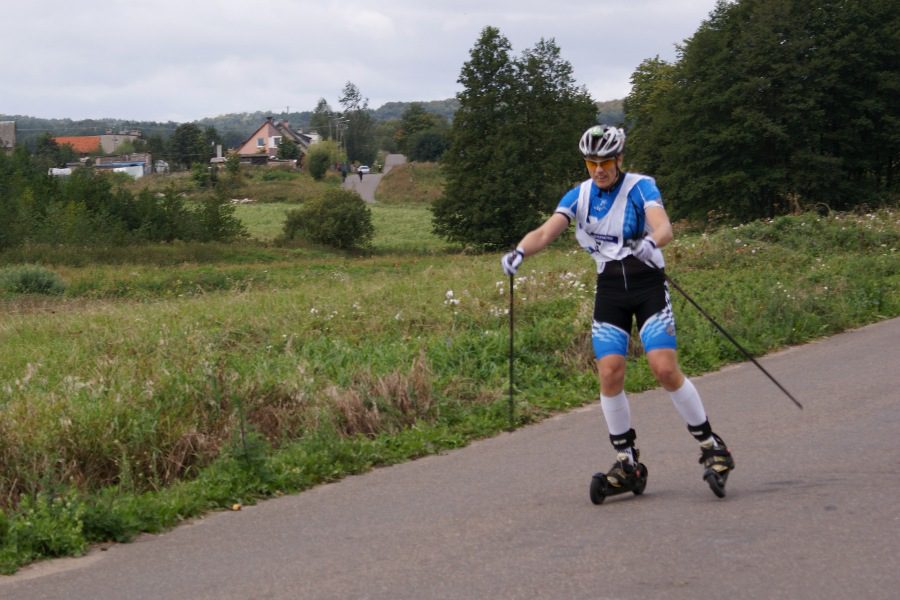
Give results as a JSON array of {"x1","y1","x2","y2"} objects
[
  {"x1": 669, "y1": 378, "x2": 707, "y2": 427},
  {"x1": 600, "y1": 391, "x2": 631, "y2": 436}
]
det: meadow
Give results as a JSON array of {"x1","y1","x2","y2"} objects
[{"x1": 0, "y1": 165, "x2": 897, "y2": 572}]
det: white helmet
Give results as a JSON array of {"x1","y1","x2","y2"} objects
[{"x1": 579, "y1": 125, "x2": 625, "y2": 157}]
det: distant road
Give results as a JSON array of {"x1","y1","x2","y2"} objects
[
  {"x1": 343, "y1": 153, "x2": 406, "y2": 202},
  {"x1": 3, "y1": 317, "x2": 899, "y2": 599}
]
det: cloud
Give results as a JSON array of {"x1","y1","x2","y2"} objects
[{"x1": 0, "y1": 0, "x2": 720, "y2": 121}]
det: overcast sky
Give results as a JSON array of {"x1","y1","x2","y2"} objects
[{"x1": 1, "y1": 0, "x2": 721, "y2": 123}]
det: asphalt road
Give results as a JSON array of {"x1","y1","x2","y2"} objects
[
  {"x1": 343, "y1": 153, "x2": 406, "y2": 202},
  {"x1": 3, "y1": 317, "x2": 899, "y2": 599}
]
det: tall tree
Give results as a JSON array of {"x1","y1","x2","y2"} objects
[
  {"x1": 433, "y1": 28, "x2": 596, "y2": 248},
  {"x1": 626, "y1": 0, "x2": 900, "y2": 222},
  {"x1": 309, "y1": 98, "x2": 334, "y2": 140},
  {"x1": 169, "y1": 123, "x2": 208, "y2": 169},
  {"x1": 339, "y1": 82, "x2": 376, "y2": 164},
  {"x1": 623, "y1": 56, "x2": 676, "y2": 177},
  {"x1": 511, "y1": 38, "x2": 597, "y2": 215}
]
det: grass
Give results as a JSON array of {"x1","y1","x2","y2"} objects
[
  {"x1": 121, "y1": 165, "x2": 343, "y2": 204},
  {"x1": 376, "y1": 162, "x2": 444, "y2": 205},
  {"x1": 0, "y1": 202, "x2": 896, "y2": 573}
]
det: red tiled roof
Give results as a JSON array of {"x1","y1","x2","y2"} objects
[{"x1": 54, "y1": 136, "x2": 102, "y2": 154}]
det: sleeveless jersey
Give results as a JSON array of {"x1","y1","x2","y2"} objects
[{"x1": 555, "y1": 173, "x2": 665, "y2": 273}]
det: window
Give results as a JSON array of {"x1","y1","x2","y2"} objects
[
  {"x1": 256, "y1": 137, "x2": 265, "y2": 148},
  {"x1": 272, "y1": 136, "x2": 282, "y2": 147}
]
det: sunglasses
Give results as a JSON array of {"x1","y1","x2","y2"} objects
[{"x1": 584, "y1": 156, "x2": 618, "y2": 170}]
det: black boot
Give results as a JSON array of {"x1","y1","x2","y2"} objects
[
  {"x1": 590, "y1": 429, "x2": 648, "y2": 504},
  {"x1": 689, "y1": 421, "x2": 735, "y2": 498}
]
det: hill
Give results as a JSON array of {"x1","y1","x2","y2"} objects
[{"x1": 2, "y1": 98, "x2": 623, "y2": 148}]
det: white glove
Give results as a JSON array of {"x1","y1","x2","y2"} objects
[
  {"x1": 501, "y1": 247, "x2": 525, "y2": 276},
  {"x1": 631, "y1": 237, "x2": 659, "y2": 267}
]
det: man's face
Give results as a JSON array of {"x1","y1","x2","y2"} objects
[{"x1": 584, "y1": 155, "x2": 621, "y2": 189}]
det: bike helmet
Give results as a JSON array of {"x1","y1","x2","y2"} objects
[{"x1": 579, "y1": 124, "x2": 625, "y2": 158}]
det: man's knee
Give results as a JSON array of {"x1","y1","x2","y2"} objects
[
  {"x1": 647, "y1": 351, "x2": 683, "y2": 389},
  {"x1": 597, "y1": 358, "x2": 626, "y2": 391}
]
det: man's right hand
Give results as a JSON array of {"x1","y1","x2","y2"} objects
[{"x1": 501, "y1": 248, "x2": 525, "y2": 276}]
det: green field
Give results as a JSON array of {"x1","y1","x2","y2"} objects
[{"x1": 0, "y1": 202, "x2": 897, "y2": 573}]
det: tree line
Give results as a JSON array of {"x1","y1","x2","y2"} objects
[
  {"x1": 433, "y1": 0, "x2": 899, "y2": 248},
  {"x1": 624, "y1": 0, "x2": 899, "y2": 222},
  {"x1": 0, "y1": 147, "x2": 245, "y2": 250}
]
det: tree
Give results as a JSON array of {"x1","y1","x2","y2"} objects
[
  {"x1": 407, "y1": 130, "x2": 450, "y2": 162},
  {"x1": 34, "y1": 133, "x2": 78, "y2": 168},
  {"x1": 623, "y1": 57, "x2": 676, "y2": 176},
  {"x1": 278, "y1": 136, "x2": 301, "y2": 160},
  {"x1": 169, "y1": 123, "x2": 208, "y2": 169},
  {"x1": 625, "y1": 0, "x2": 900, "y2": 222},
  {"x1": 511, "y1": 38, "x2": 597, "y2": 217},
  {"x1": 339, "y1": 82, "x2": 377, "y2": 165},
  {"x1": 432, "y1": 28, "x2": 597, "y2": 248},
  {"x1": 395, "y1": 103, "x2": 448, "y2": 155},
  {"x1": 309, "y1": 98, "x2": 335, "y2": 140}
]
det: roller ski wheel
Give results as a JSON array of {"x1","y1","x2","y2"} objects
[
  {"x1": 699, "y1": 435, "x2": 734, "y2": 499},
  {"x1": 589, "y1": 452, "x2": 648, "y2": 505},
  {"x1": 703, "y1": 469, "x2": 729, "y2": 498}
]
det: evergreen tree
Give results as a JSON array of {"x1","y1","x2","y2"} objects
[
  {"x1": 169, "y1": 123, "x2": 208, "y2": 169},
  {"x1": 309, "y1": 98, "x2": 334, "y2": 140},
  {"x1": 626, "y1": 0, "x2": 900, "y2": 222},
  {"x1": 511, "y1": 38, "x2": 597, "y2": 217},
  {"x1": 339, "y1": 82, "x2": 377, "y2": 164},
  {"x1": 278, "y1": 136, "x2": 300, "y2": 160},
  {"x1": 433, "y1": 27, "x2": 596, "y2": 248}
]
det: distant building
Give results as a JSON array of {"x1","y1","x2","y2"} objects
[
  {"x1": 235, "y1": 117, "x2": 312, "y2": 164},
  {"x1": 54, "y1": 132, "x2": 141, "y2": 155},
  {"x1": 0, "y1": 121, "x2": 15, "y2": 152},
  {"x1": 54, "y1": 135, "x2": 103, "y2": 155},
  {"x1": 94, "y1": 153, "x2": 153, "y2": 179}
]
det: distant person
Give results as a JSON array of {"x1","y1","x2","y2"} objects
[
  {"x1": 358, "y1": 168, "x2": 363, "y2": 181},
  {"x1": 500, "y1": 125, "x2": 735, "y2": 500}
]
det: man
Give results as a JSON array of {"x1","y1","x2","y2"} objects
[{"x1": 501, "y1": 125, "x2": 735, "y2": 500}]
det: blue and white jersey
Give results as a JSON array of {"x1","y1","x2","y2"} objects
[{"x1": 555, "y1": 173, "x2": 665, "y2": 272}]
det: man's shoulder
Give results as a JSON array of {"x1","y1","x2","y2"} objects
[
  {"x1": 624, "y1": 173, "x2": 662, "y2": 204},
  {"x1": 556, "y1": 180, "x2": 591, "y2": 212}
]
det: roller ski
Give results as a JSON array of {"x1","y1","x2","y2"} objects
[
  {"x1": 589, "y1": 430, "x2": 647, "y2": 505},
  {"x1": 699, "y1": 434, "x2": 735, "y2": 498},
  {"x1": 590, "y1": 450, "x2": 648, "y2": 505}
]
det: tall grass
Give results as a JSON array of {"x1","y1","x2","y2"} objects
[{"x1": 0, "y1": 209, "x2": 896, "y2": 572}]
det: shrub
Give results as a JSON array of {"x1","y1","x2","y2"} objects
[
  {"x1": 194, "y1": 193, "x2": 248, "y2": 242},
  {"x1": 0, "y1": 265, "x2": 66, "y2": 295},
  {"x1": 281, "y1": 189, "x2": 374, "y2": 250},
  {"x1": 307, "y1": 146, "x2": 331, "y2": 181}
]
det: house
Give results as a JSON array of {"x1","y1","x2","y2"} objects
[
  {"x1": 1, "y1": 121, "x2": 17, "y2": 152},
  {"x1": 54, "y1": 132, "x2": 141, "y2": 156},
  {"x1": 235, "y1": 117, "x2": 312, "y2": 164}
]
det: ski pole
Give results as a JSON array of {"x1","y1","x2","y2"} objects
[
  {"x1": 508, "y1": 273, "x2": 516, "y2": 429},
  {"x1": 629, "y1": 241, "x2": 803, "y2": 410}
]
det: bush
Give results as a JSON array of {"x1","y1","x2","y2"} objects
[
  {"x1": 306, "y1": 147, "x2": 331, "y2": 181},
  {"x1": 281, "y1": 189, "x2": 374, "y2": 250},
  {"x1": 0, "y1": 265, "x2": 66, "y2": 295}
]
